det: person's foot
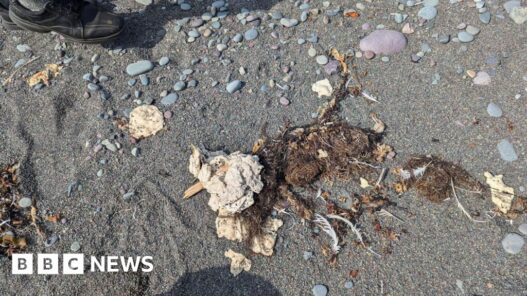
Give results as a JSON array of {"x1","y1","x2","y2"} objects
[
  {"x1": 0, "y1": 0, "x2": 21, "y2": 30},
  {"x1": 9, "y1": 0, "x2": 124, "y2": 43}
]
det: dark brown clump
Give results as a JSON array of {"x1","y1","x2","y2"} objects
[
  {"x1": 0, "y1": 163, "x2": 30, "y2": 256},
  {"x1": 400, "y1": 156, "x2": 485, "y2": 202},
  {"x1": 238, "y1": 73, "x2": 384, "y2": 244}
]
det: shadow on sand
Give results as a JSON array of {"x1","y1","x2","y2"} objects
[
  {"x1": 103, "y1": 0, "x2": 282, "y2": 50},
  {"x1": 158, "y1": 266, "x2": 281, "y2": 296}
]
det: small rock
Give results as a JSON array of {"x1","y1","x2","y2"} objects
[
  {"x1": 161, "y1": 93, "x2": 178, "y2": 106},
  {"x1": 359, "y1": 30, "x2": 407, "y2": 55},
  {"x1": 126, "y1": 60, "x2": 154, "y2": 76},
  {"x1": 466, "y1": 25, "x2": 480, "y2": 35},
  {"x1": 487, "y1": 103, "x2": 502, "y2": 117},
  {"x1": 324, "y1": 60, "x2": 340, "y2": 75},
  {"x1": 504, "y1": 1, "x2": 521, "y2": 14},
  {"x1": 510, "y1": 7, "x2": 527, "y2": 24},
  {"x1": 312, "y1": 284, "x2": 328, "y2": 296},
  {"x1": 364, "y1": 50, "x2": 375, "y2": 59},
  {"x1": 159, "y1": 56, "x2": 170, "y2": 66},
  {"x1": 316, "y1": 55, "x2": 329, "y2": 65},
  {"x1": 244, "y1": 28, "x2": 258, "y2": 41},
  {"x1": 45, "y1": 234, "x2": 59, "y2": 247},
  {"x1": 479, "y1": 12, "x2": 491, "y2": 24},
  {"x1": 458, "y1": 31, "x2": 474, "y2": 43},
  {"x1": 473, "y1": 71, "x2": 491, "y2": 85},
  {"x1": 344, "y1": 281, "x2": 354, "y2": 289},
  {"x1": 226, "y1": 80, "x2": 243, "y2": 93},
  {"x1": 173, "y1": 81, "x2": 186, "y2": 91},
  {"x1": 18, "y1": 197, "x2": 32, "y2": 208},
  {"x1": 518, "y1": 224, "x2": 527, "y2": 235},
  {"x1": 70, "y1": 241, "x2": 81, "y2": 252},
  {"x1": 497, "y1": 139, "x2": 518, "y2": 162},
  {"x1": 438, "y1": 34, "x2": 450, "y2": 44},
  {"x1": 418, "y1": 6, "x2": 437, "y2": 20},
  {"x1": 303, "y1": 251, "x2": 314, "y2": 260},
  {"x1": 131, "y1": 147, "x2": 140, "y2": 157},
  {"x1": 502, "y1": 233, "x2": 525, "y2": 254},
  {"x1": 279, "y1": 97, "x2": 290, "y2": 106}
]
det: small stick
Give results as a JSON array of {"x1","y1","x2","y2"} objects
[
  {"x1": 183, "y1": 182, "x2": 204, "y2": 199},
  {"x1": 375, "y1": 168, "x2": 387, "y2": 187},
  {"x1": 2, "y1": 56, "x2": 40, "y2": 86}
]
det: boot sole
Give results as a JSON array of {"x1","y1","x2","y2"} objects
[
  {"x1": 1, "y1": 17, "x2": 21, "y2": 30},
  {"x1": 9, "y1": 10, "x2": 123, "y2": 44}
]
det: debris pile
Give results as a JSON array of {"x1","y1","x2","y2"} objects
[
  {"x1": 185, "y1": 145, "x2": 283, "y2": 257},
  {"x1": 0, "y1": 164, "x2": 29, "y2": 256},
  {"x1": 394, "y1": 156, "x2": 485, "y2": 202}
]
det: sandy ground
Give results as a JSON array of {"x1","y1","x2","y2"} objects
[{"x1": 0, "y1": 0, "x2": 526, "y2": 295}]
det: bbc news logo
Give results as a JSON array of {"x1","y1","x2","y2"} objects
[{"x1": 12, "y1": 254, "x2": 153, "y2": 275}]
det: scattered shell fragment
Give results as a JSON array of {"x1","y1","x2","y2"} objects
[
  {"x1": 224, "y1": 249, "x2": 252, "y2": 276},
  {"x1": 484, "y1": 172, "x2": 515, "y2": 213},
  {"x1": 128, "y1": 105, "x2": 164, "y2": 139},
  {"x1": 188, "y1": 146, "x2": 264, "y2": 214},
  {"x1": 312, "y1": 79, "x2": 334, "y2": 98}
]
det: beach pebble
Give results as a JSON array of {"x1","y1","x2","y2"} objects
[
  {"x1": 359, "y1": 30, "x2": 407, "y2": 55},
  {"x1": 45, "y1": 234, "x2": 59, "y2": 247},
  {"x1": 458, "y1": 31, "x2": 474, "y2": 43},
  {"x1": 324, "y1": 60, "x2": 340, "y2": 75},
  {"x1": 312, "y1": 284, "x2": 328, "y2": 296},
  {"x1": 418, "y1": 6, "x2": 437, "y2": 20},
  {"x1": 308, "y1": 47, "x2": 317, "y2": 57},
  {"x1": 226, "y1": 80, "x2": 243, "y2": 93},
  {"x1": 280, "y1": 18, "x2": 299, "y2": 27},
  {"x1": 479, "y1": 12, "x2": 491, "y2": 24},
  {"x1": 502, "y1": 233, "x2": 525, "y2": 254},
  {"x1": 510, "y1": 7, "x2": 527, "y2": 24},
  {"x1": 497, "y1": 139, "x2": 518, "y2": 162},
  {"x1": 16, "y1": 44, "x2": 31, "y2": 53},
  {"x1": 316, "y1": 55, "x2": 329, "y2": 65},
  {"x1": 279, "y1": 97, "x2": 290, "y2": 106},
  {"x1": 487, "y1": 103, "x2": 502, "y2": 117},
  {"x1": 233, "y1": 33, "x2": 243, "y2": 42},
  {"x1": 131, "y1": 147, "x2": 140, "y2": 157},
  {"x1": 180, "y1": 3, "x2": 191, "y2": 10},
  {"x1": 18, "y1": 197, "x2": 32, "y2": 208},
  {"x1": 126, "y1": 60, "x2": 154, "y2": 76},
  {"x1": 504, "y1": 1, "x2": 521, "y2": 14},
  {"x1": 70, "y1": 241, "x2": 81, "y2": 252},
  {"x1": 466, "y1": 25, "x2": 480, "y2": 35},
  {"x1": 161, "y1": 93, "x2": 178, "y2": 106},
  {"x1": 364, "y1": 51, "x2": 375, "y2": 59},
  {"x1": 303, "y1": 251, "x2": 314, "y2": 260},
  {"x1": 518, "y1": 224, "x2": 527, "y2": 235},
  {"x1": 159, "y1": 57, "x2": 170, "y2": 66},
  {"x1": 244, "y1": 28, "x2": 259, "y2": 40},
  {"x1": 344, "y1": 281, "x2": 354, "y2": 289},
  {"x1": 173, "y1": 81, "x2": 186, "y2": 91},
  {"x1": 473, "y1": 71, "x2": 491, "y2": 85},
  {"x1": 438, "y1": 34, "x2": 450, "y2": 44}
]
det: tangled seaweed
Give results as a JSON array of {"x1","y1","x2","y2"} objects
[{"x1": 397, "y1": 156, "x2": 486, "y2": 203}]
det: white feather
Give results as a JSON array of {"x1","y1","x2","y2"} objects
[
  {"x1": 313, "y1": 214, "x2": 340, "y2": 254},
  {"x1": 327, "y1": 214, "x2": 381, "y2": 258}
]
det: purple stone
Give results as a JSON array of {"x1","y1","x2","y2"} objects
[
  {"x1": 359, "y1": 30, "x2": 407, "y2": 55},
  {"x1": 324, "y1": 60, "x2": 340, "y2": 75}
]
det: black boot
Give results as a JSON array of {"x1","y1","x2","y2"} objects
[
  {"x1": 9, "y1": 0, "x2": 124, "y2": 43},
  {"x1": 0, "y1": 0, "x2": 21, "y2": 30}
]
